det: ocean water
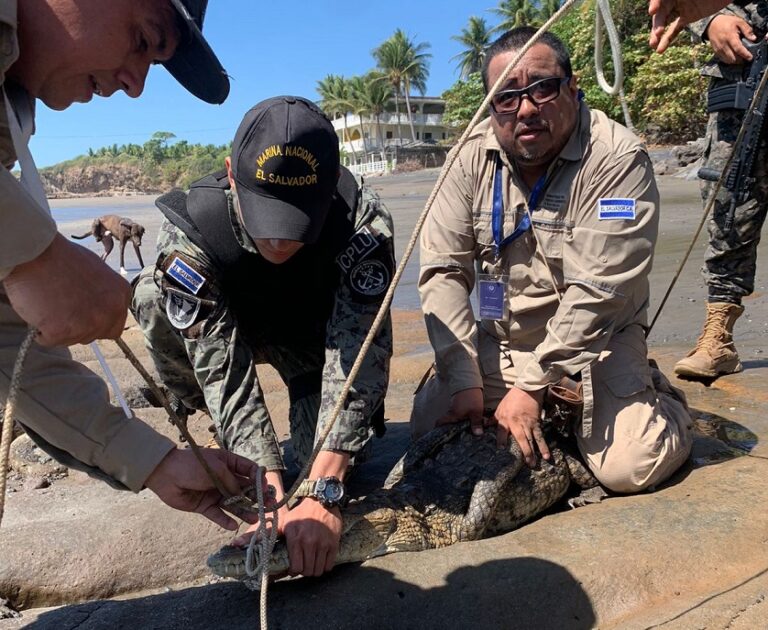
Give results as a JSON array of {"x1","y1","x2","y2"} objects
[{"x1": 51, "y1": 195, "x2": 422, "y2": 310}]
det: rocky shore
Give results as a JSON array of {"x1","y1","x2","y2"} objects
[{"x1": 38, "y1": 140, "x2": 705, "y2": 199}]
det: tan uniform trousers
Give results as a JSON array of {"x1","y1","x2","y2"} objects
[
  {"x1": 411, "y1": 324, "x2": 693, "y2": 494},
  {"x1": 0, "y1": 287, "x2": 174, "y2": 492}
]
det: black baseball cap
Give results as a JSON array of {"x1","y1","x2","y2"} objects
[
  {"x1": 231, "y1": 96, "x2": 340, "y2": 244},
  {"x1": 163, "y1": 0, "x2": 229, "y2": 104}
]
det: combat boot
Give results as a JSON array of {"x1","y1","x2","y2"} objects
[{"x1": 674, "y1": 302, "x2": 744, "y2": 379}]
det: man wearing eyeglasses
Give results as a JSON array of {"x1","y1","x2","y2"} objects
[{"x1": 412, "y1": 27, "x2": 692, "y2": 494}]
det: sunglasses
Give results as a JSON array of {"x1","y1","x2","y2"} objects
[{"x1": 490, "y1": 76, "x2": 572, "y2": 115}]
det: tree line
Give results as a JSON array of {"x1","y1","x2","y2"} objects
[
  {"x1": 445, "y1": 0, "x2": 710, "y2": 143},
  {"x1": 43, "y1": 132, "x2": 231, "y2": 190}
]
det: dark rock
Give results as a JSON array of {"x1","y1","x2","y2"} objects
[
  {"x1": 122, "y1": 384, "x2": 155, "y2": 409},
  {"x1": 671, "y1": 139, "x2": 706, "y2": 167},
  {"x1": 9, "y1": 433, "x2": 68, "y2": 478},
  {"x1": 0, "y1": 599, "x2": 20, "y2": 619}
]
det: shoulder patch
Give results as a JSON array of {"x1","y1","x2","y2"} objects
[
  {"x1": 165, "y1": 288, "x2": 202, "y2": 330},
  {"x1": 166, "y1": 255, "x2": 206, "y2": 295},
  {"x1": 336, "y1": 225, "x2": 381, "y2": 274},
  {"x1": 598, "y1": 198, "x2": 636, "y2": 220},
  {"x1": 349, "y1": 258, "x2": 391, "y2": 300}
]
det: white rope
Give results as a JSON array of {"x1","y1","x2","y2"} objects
[
  {"x1": 239, "y1": 467, "x2": 279, "y2": 629},
  {"x1": 594, "y1": 0, "x2": 636, "y2": 131},
  {"x1": 91, "y1": 342, "x2": 131, "y2": 419},
  {"x1": 0, "y1": 328, "x2": 36, "y2": 528}
]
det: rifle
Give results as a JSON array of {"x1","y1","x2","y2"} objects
[{"x1": 699, "y1": 38, "x2": 768, "y2": 233}]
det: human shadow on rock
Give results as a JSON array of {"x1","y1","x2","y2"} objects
[
  {"x1": 26, "y1": 557, "x2": 595, "y2": 630},
  {"x1": 662, "y1": 406, "x2": 758, "y2": 488}
]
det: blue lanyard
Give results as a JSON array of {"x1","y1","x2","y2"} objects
[{"x1": 492, "y1": 157, "x2": 547, "y2": 257}]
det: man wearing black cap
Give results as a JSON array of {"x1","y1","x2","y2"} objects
[
  {"x1": 131, "y1": 95, "x2": 394, "y2": 576},
  {"x1": 1, "y1": 0, "x2": 261, "y2": 530}
]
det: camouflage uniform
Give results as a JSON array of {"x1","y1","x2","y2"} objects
[
  {"x1": 131, "y1": 178, "x2": 393, "y2": 471},
  {"x1": 690, "y1": 2, "x2": 768, "y2": 304}
]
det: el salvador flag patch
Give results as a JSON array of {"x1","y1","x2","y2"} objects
[
  {"x1": 598, "y1": 198, "x2": 636, "y2": 220},
  {"x1": 166, "y1": 256, "x2": 206, "y2": 295}
]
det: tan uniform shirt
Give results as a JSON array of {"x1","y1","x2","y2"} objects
[
  {"x1": 0, "y1": 0, "x2": 175, "y2": 492},
  {"x1": 419, "y1": 104, "x2": 658, "y2": 396},
  {"x1": 0, "y1": 0, "x2": 59, "y2": 279}
]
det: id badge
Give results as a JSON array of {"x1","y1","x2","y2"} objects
[{"x1": 478, "y1": 274, "x2": 508, "y2": 320}]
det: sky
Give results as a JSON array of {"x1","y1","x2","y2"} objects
[{"x1": 30, "y1": 0, "x2": 505, "y2": 167}]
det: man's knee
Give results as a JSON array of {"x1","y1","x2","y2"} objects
[
  {"x1": 583, "y1": 416, "x2": 693, "y2": 493},
  {"x1": 409, "y1": 368, "x2": 452, "y2": 440}
]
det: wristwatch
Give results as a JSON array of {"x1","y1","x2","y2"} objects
[{"x1": 295, "y1": 476, "x2": 347, "y2": 508}]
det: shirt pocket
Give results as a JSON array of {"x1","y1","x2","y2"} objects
[
  {"x1": 603, "y1": 370, "x2": 652, "y2": 399},
  {"x1": 472, "y1": 207, "x2": 494, "y2": 247},
  {"x1": 532, "y1": 215, "x2": 566, "y2": 260}
]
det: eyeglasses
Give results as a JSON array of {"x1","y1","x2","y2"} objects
[{"x1": 490, "y1": 76, "x2": 571, "y2": 115}]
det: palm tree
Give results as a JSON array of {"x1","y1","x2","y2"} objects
[
  {"x1": 373, "y1": 29, "x2": 431, "y2": 144},
  {"x1": 451, "y1": 16, "x2": 493, "y2": 79},
  {"x1": 492, "y1": 0, "x2": 541, "y2": 31},
  {"x1": 538, "y1": 0, "x2": 562, "y2": 22},
  {"x1": 316, "y1": 74, "x2": 354, "y2": 164},
  {"x1": 347, "y1": 75, "x2": 371, "y2": 158},
  {"x1": 357, "y1": 71, "x2": 392, "y2": 160}
]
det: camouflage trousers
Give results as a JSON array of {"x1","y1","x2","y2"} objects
[
  {"x1": 131, "y1": 267, "x2": 372, "y2": 471},
  {"x1": 700, "y1": 95, "x2": 768, "y2": 304}
]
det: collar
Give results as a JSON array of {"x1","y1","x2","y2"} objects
[
  {"x1": 0, "y1": 0, "x2": 18, "y2": 71},
  {"x1": 0, "y1": 0, "x2": 16, "y2": 30},
  {"x1": 227, "y1": 189, "x2": 260, "y2": 256},
  {"x1": 482, "y1": 101, "x2": 591, "y2": 168}
]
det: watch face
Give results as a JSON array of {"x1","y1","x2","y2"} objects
[{"x1": 315, "y1": 477, "x2": 344, "y2": 504}]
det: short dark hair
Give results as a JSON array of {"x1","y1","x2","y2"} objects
[{"x1": 481, "y1": 27, "x2": 572, "y2": 91}]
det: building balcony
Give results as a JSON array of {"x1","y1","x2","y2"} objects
[{"x1": 333, "y1": 112, "x2": 445, "y2": 130}]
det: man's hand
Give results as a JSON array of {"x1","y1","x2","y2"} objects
[
  {"x1": 649, "y1": 0, "x2": 731, "y2": 53},
  {"x1": 231, "y1": 494, "x2": 343, "y2": 577},
  {"x1": 436, "y1": 387, "x2": 485, "y2": 435},
  {"x1": 231, "y1": 450, "x2": 347, "y2": 577},
  {"x1": 281, "y1": 498, "x2": 343, "y2": 577},
  {"x1": 707, "y1": 15, "x2": 756, "y2": 64},
  {"x1": 3, "y1": 234, "x2": 129, "y2": 346},
  {"x1": 144, "y1": 447, "x2": 263, "y2": 531},
  {"x1": 492, "y1": 386, "x2": 548, "y2": 467}
]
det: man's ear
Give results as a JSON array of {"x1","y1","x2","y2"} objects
[
  {"x1": 568, "y1": 74, "x2": 580, "y2": 98},
  {"x1": 225, "y1": 156, "x2": 236, "y2": 189}
]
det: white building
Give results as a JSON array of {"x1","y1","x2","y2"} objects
[{"x1": 329, "y1": 95, "x2": 451, "y2": 161}]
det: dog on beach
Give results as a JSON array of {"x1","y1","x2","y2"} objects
[{"x1": 71, "y1": 215, "x2": 146, "y2": 275}]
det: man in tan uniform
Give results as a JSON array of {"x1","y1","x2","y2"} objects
[
  {"x1": 0, "y1": 0, "x2": 261, "y2": 530},
  {"x1": 414, "y1": 27, "x2": 692, "y2": 493}
]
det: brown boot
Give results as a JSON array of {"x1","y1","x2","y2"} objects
[{"x1": 674, "y1": 302, "x2": 744, "y2": 379}]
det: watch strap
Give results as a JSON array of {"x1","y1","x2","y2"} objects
[{"x1": 294, "y1": 478, "x2": 317, "y2": 499}]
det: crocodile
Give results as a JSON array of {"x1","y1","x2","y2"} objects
[{"x1": 208, "y1": 421, "x2": 598, "y2": 580}]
